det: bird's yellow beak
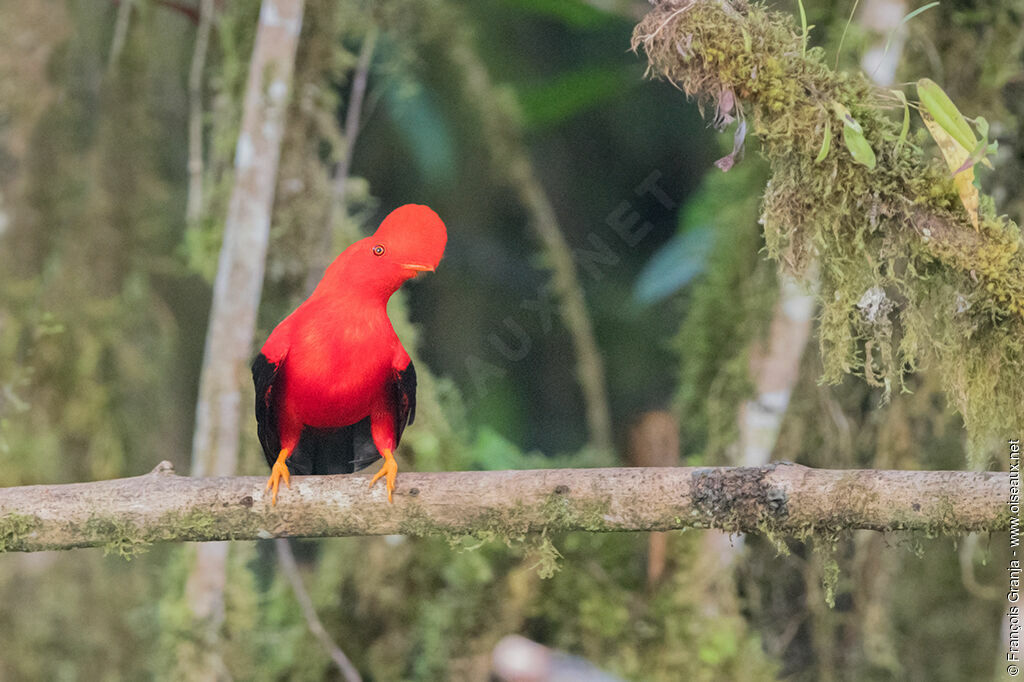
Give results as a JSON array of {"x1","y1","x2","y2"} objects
[{"x1": 401, "y1": 263, "x2": 435, "y2": 273}]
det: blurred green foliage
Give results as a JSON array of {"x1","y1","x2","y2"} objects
[{"x1": 0, "y1": 0, "x2": 1018, "y2": 680}]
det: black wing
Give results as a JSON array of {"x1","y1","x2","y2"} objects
[
  {"x1": 252, "y1": 352, "x2": 283, "y2": 468},
  {"x1": 391, "y1": 360, "x2": 417, "y2": 444}
]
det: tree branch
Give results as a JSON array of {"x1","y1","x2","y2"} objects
[
  {"x1": 307, "y1": 26, "x2": 379, "y2": 294},
  {"x1": 275, "y1": 539, "x2": 363, "y2": 681},
  {"x1": 185, "y1": 0, "x2": 214, "y2": 227},
  {"x1": 107, "y1": 0, "x2": 134, "y2": 73},
  {"x1": 0, "y1": 462, "x2": 1008, "y2": 553}
]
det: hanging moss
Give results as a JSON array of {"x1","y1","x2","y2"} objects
[{"x1": 634, "y1": 0, "x2": 1024, "y2": 461}]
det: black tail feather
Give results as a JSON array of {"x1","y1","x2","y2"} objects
[{"x1": 287, "y1": 417, "x2": 381, "y2": 475}]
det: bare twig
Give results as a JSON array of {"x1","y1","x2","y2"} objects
[
  {"x1": 0, "y1": 462, "x2": 1009, "y2": 552},
  {"x1": 185, "y1": 0, "x2": 215, "y2": 226},
  {"x1": 332, "y1": 27, "x2": 378, "y2": 219},
  {"x1": 275, "y1": 539, "x2": 363, "y2": 681},
  {"x1": 308, "y1": 26, "x2": 379, "y2": 293},
  {"x1": 107, "y1": 0, "x2": 133, "y2": 73}
]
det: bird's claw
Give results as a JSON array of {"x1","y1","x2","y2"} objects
[
  {"x1": 265, "y1": 458, "x2": 291, "y2": 506},
  {"x1": 369, "y1": 452, "x2": 398, "y2": 503}
]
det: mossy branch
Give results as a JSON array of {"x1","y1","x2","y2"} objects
[
  {"x1": 0, "y1": 461, "x2": 1009, "y2": 553},
  {"x1": 632, "y1": 0, "x2": 1024, "y2": 455}
]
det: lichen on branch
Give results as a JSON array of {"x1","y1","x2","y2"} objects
[
  {"x1": 632, "y1": 0, "x2": 1024, "y2": 459},
  {"x1": 0, "y1": 461, "x2": 1010, "y2": 554}
]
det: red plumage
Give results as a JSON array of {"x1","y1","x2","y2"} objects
[{"x1": 253, "y1": 204, "x2": 447, "y2": 503}]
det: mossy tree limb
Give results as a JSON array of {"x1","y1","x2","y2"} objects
[
  {"x1": 0, "y1": 461, "x2": 1009, "y2": 553},
  {"x1": 633, "y1": 0, "x2": 1024, "y2": 456}
]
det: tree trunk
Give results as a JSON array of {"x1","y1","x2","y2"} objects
[{"x1": 184, "y1": 0, "x2": 304, "y2": 676}]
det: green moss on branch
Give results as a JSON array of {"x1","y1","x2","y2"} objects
[
  {"x1": 633, "y1": 0, "x2": 1024, "y2": 458},
  {"x1": 0, "y1": 465, "x2": 1009, "y2": 553}
]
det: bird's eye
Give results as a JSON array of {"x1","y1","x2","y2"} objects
[{"x1": 372, "y1": 244, "x2": 386, "y2": 256}]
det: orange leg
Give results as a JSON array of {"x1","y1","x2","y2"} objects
[
  {"x1": 368, "y1": 448, "x2": 398, "y2": 503},
  {"x1": 265, "y1": 447, "x2": 292, "y2": 505}
]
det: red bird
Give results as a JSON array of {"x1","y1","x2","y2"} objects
[{"x1": 253, "y1": 204, "x2": 447, "y2": 504}]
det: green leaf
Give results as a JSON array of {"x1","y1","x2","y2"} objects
[
  {"x1": 832, "y1": 102, "x2": 862, "y2": 133},
  {"x1": 974, "y1": 115, "x2": 989, "y2": 140},
  {"x1": 633, "y1": 227, "x2": 714, "y2": 304},
  {"x1": 919, "y1": 110, "x2": 979, "y2": 228},
  {"x1": 954, "y1": 136, "x2": 993, "y2": 175},
  {"x1": 877, "y1": 2, "x2": 939, "y2": 70},
  {"x1": 833, "y1": 104, "x2": 875, "y2": 169},
  {"x1": 892, "y1": 89, "x2": 910, "y2": 155},
  {"x1": 972, "y1": 116, "x2": 995, "y2": 169},
  {"x1": 815, "y1": 116, "x2": 831, "y2": 163},
  {"x1": 835, "y1": 0, "x2": 861, "y2": 69},
  {"x1": 917, "y1": 78, "x2": 977, "y2": 153},
  {"x1": 900, "y1": 1, "x2": 941, "y2": 24},
  {"x1": 797, "y1": 0, "x2": 808, "y2": 57},
  {"x1": 843, "y1": 123, "x2": 877, "y2": 169}
]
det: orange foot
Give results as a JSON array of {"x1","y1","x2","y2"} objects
[
  {"x1": 369, "y1": 449, "x2": 398, "y2": 503},
  {"x1": 265, "y1": 448, "x2": 291, "y2": 505}
]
